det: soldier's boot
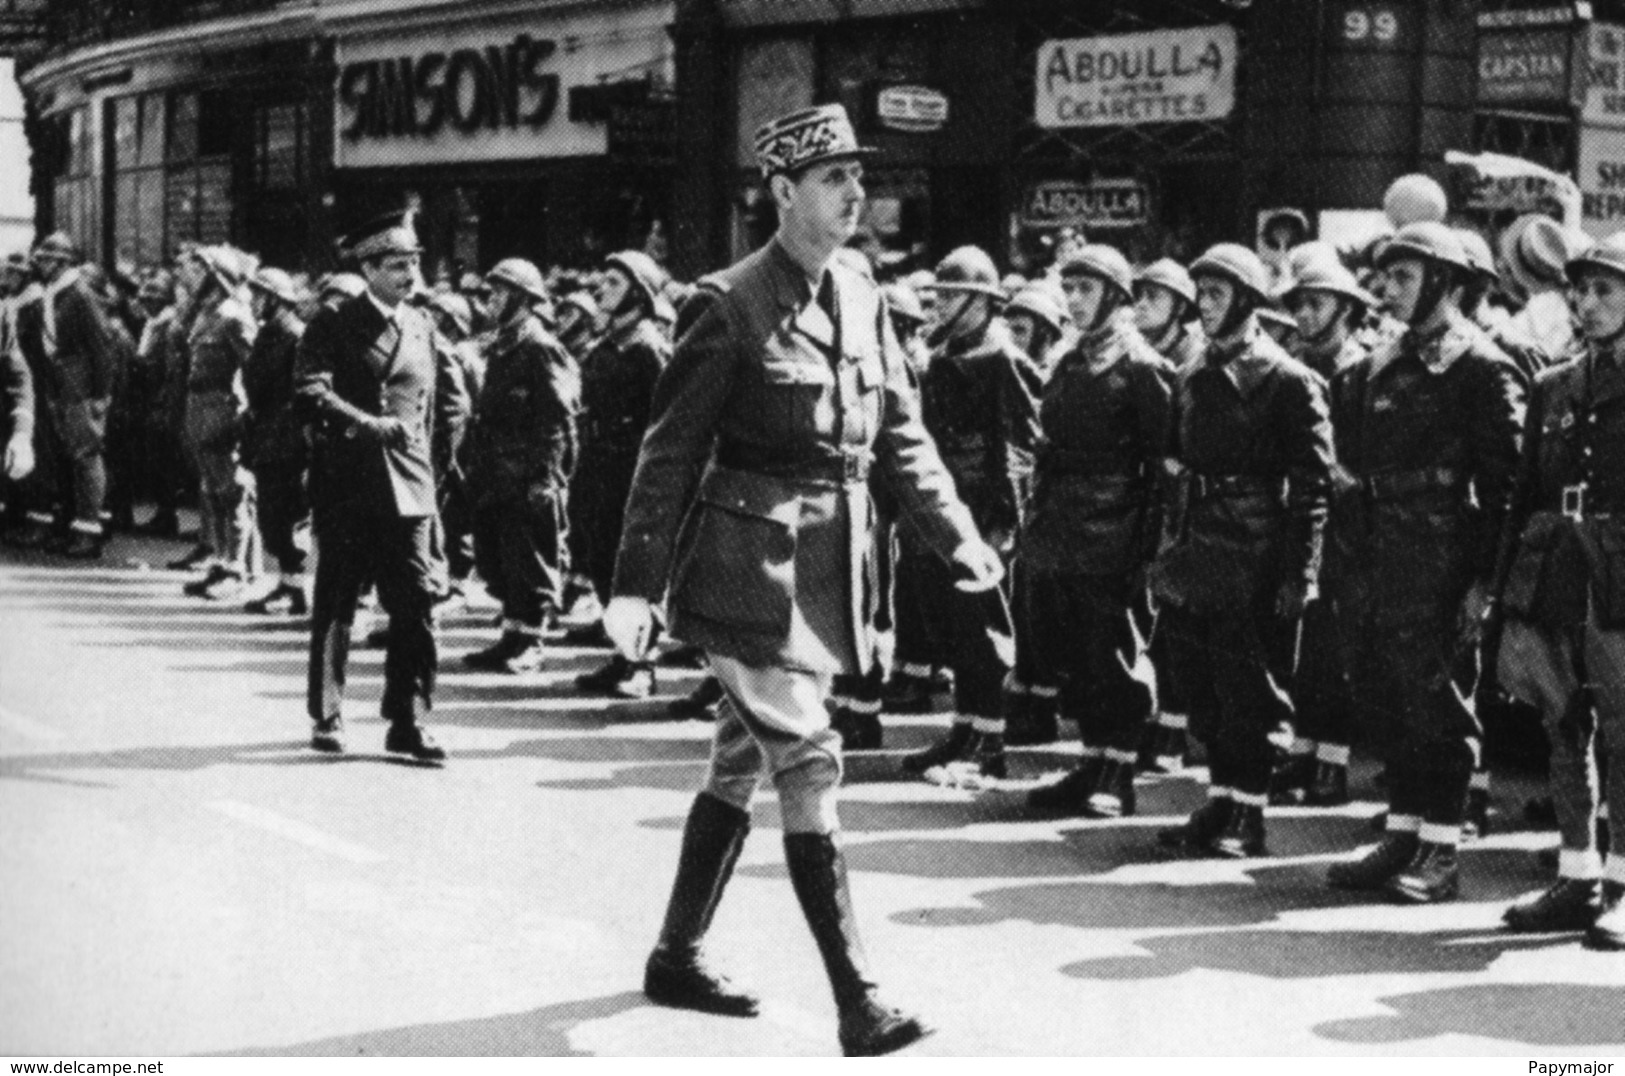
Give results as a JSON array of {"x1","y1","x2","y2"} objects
[
  {"x1": 783, "y1": 833, "x2": 933, "y2": 1057},
  {"x1": 1268, "y1": 749, "x2": 1318, "y2": 806},
  {"x1": 668, "y1": 676, "x2": 725, "y2": 721},
  {"x1": 1305, "y1": 760, "x2": 1351, "y2": 807},
  {"x1": 1463, "y1": 782, "x2": 1493, "y2": 842},
  {"x1": 643, "y1": 793, "x2": 759, "y2": 1018},
  {"x1": 1081, "y1": 754, "x2": 1138, "y2": 819},
  {"x1": 1209, "y1": 800, "x2": 1268, "y2": 859},
  {"x1": 200, "y1": 567, "x2": 246, "y2": 601},
  {"x1": 183, "y1": 564, "x2": 231, "y2": 597},
  {"x1": 1386, "y1": 839, "x2": 1461, "y2": 904},
  {"x1": 1503, "y1": 878, "x2": 1603, "y2": 933},
  {"x1": 246, "y1": 582, "x2": 307, "y2": 617},
  {"x1": 1138, "y1": 716, "x2": 1189, "y2": 774},
  {"x1": 576, "y1": 655, "x2": 655, "y2": 698},
  {"x1": 1158, "y1": 795, "x2": 1233, "y2": 852},
  {"x1": 970, "y1": 729, "x2": 1007, "y2": 780},
  {"x1": 1027, "y1": 754, "x2": 1104, "y2": 814},
  {"x1": 1327, "y1": 831, "x2": 1420, "y2": 890},
  {"x1": 881, "y1": 670, "x2": 938, "y2": 715},
  {"x1": 463, "y1": 631, "x2": 540, "y2": 673},
  {"x1": 830, "y1": 706, "x2": 883, "y2": 752},
  {"x1": 1584, "y1": 882, "x2": 1625, "y2": 951},
  {"x1": 1005, "y1": 690, "x2": 1059, "y2": 747},
  {"x1": 60, "y1": 528, "x2": 106, "y2": 561},
  {"x1": 899, "y1": 720, "x2": 974, "y2": 775}
]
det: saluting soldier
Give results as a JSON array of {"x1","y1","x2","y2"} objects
[
  {"x1": 295, "y1": 211, "x2": 445, "y2": 763},
  {"x1": 1324, "y1": 223, "x2": 1524, "y2": 903},
  {"x1": 460, "y1": 259, "x2": 580, "y2": 675},
  {"x1": 1495, "y1": 231, "x2": 1625, "y2": 950},
  {"x1": 602, "y1": 104, "x2": 1001, "y2": 1056},
  {"x1": 241, "y1": 267, "x2": 310, "y2": 616},
  {"x1": 1019, "y1": 244, "x2": 1174, "y2": 818},
  {"x1": 572, "y1": 250, "x2": 672, "y2": 699},
  {"x1": 1150, "y1": 243, "x2": 1335, "y2": 860}
]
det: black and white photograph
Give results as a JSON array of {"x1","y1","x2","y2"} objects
[{"x1": 2, "y1": 0, "x2": 1625, "y2": 1062}]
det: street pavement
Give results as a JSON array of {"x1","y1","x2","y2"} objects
[{"x1": 2, "y1": 534, "x2": 1623, "y2": 1057}]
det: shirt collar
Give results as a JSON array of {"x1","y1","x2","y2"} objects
[{"x1": 367, "y1": 288, "x2": 402, "y2": 324}]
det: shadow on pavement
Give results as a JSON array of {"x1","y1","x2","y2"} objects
[
  {"x1": 216, "y1": 990, "x2": 648, "y2": 1056},
  {"x1": 1313, "y1": 983, "x2": 1625, "y2": 1046}
]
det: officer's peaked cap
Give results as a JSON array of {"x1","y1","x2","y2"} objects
[
  {"x1": 754, "y1": 104, "x2": 874, "y2": 178},
  {"x1": 344, "y1": 210, "x2": 422, "y2": 262}
]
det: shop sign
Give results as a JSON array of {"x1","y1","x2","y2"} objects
[
  {"x1": 1477, "y1": 4, "x2": 1589, "y2": 30},
  {"x1": 1477, "y1": 30, "x2": 1574, "y2": 106},
  {"x1": 1021, "y1": 179, "x2": 1149, "y2": 228},
  {"x1": 1583, "y1": 23, "x2": 1625, "y2": 127},
  {"x1": 874, "y1": 85, "x2": 949, "y2": 133},
  {"x1": 1579, "y1": 125, "x2": 1625, "y2": 236},
  {"x1": 339, "y1": 34, "x2": 559, "y2": 143},
  {"x1": 1035, "y1": 25, "x2": 1237, "y2": 129}
]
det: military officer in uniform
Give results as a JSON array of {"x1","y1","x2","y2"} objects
[
  {"x1": 241, "y1": 267, "x2": 310, "y2": 616},
  {"x1": 1495, "y1": 232, "x2": 1625, "y2": 949},
  {"x1": 461, "y1": 259, "x2": 580, "y2": 675},
  {"x1": 603, "y1": 104, "x2": 1000, "y2": 1056},
  {"x1": 1324, "y1": 223, "x2": 1523, "y2": 903},
  {"x1": 1019, "y1": 244, "x2": 1174, "y2": 817},
  {"x1": 1151, "y1": 243, "x2": 1335, "y2": 859},
  {"x1": 572, "y1": 250, "x2": 672, "y2": 699},
  {"x1": 295, "y1": 211, "x2": 446, "y2": 763}
]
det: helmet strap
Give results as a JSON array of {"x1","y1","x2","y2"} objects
[
  {"x1": 1084, "y1": 288, "x2": 1123, "y2": 335},
  {"x1": 1408, "y1": 262, "x2": 1457, "y2": 330},
  {"x1": 1213, "y1": 287, "x2": 1257, "y2": 341}
]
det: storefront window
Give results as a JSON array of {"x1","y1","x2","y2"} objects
[
  {"x1": 253, "y1": 103, "x2": 304, "y2": 192},
  {"x1": 52, "y1": 108, "x2": 97, "y2": 256},
  {"x1": 166, "y1": 90, "x2": 233, "y2": 252},
  {"x1": 112, "y1": 92, "x2": 168, "y2": 270}
]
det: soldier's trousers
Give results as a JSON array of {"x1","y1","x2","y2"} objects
[
  {"x1": 307, "y1": 508, "x2": 436, "y2": 727},
  {"x1": 891, "y1": 548, "x2": 948, "y2": 677},
  {"x1": 45, "y1": 396, "x2": 108, "y2": 531},
  {"x1": 569, "y1": 448, "x2": 638, "y2": 600},
  {"x1": 438, "y1": 475, "x2": 476, "y2": 585},
  {"x1": 1500, "y1": 606, "x2": 1625, "y2": 863},
  {"x1": 704, "y1": 654, "x2": 842, "y2": 835},
  {"x1": 252, "y1": 463, "x2": 308, "y2": 577},
  {"x1": 473, "y1": 494, "x2": 565, "y2": 630},
  {"x1": 184, "y1": 392, "x2": 251, "y2": 566},
  {"x1": 1293, "y1": 597, "x2": 1352, "y2": 750},
  {"x1": 1344, "y1": 613, "x2": 1479, "y2": 827},
  {"x1": 1159, "y1": 602, "x2": 1299, "y2": 797},
  {"x1": 1016, "y1": 568, "x2": 1155, "y2": 753},
  {"x1": 890, "y1": 548, "x2": 1013, "y2": 717}
]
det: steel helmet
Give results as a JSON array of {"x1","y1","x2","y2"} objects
[
  {"x1": 1133, "y1": 258, "x2": 1197, "y2": 306},
  {"x1": 429, "y1": 291, "x2": 474, "y2": 336},
  {"x1": 1278, "y1": 257, "x2": 1377, "y2": 309},
  {"x1": 1055, "y1": 243, "x2": 1133, "y2": 301},
  {"x1": 1190, "y1": 243, "x2": 1271, "y2": 300},
  {"x1": 557, "y1": 289, "x2": 600, "y2": 322},
  {"x1": 881, "y1": 282, "x2": 927, "y2": 326},
  {"x1": 1454, "y1": 228, "x2": 1500, "y2": 282},
  {"x1": 320, "y1": 273, "x2": 367, "y2": 301},
  {"x1": 1383, "y1": 173, "x2": 1449, "y2": 228},
  {"x1": 603, "y1": 250, "x2": 667, "y2": 312},
  {"x1": 923, "y1": 246, "x2": 1006, "y2": 300},
  {"x1": 1376, "y1": 221, "x2": 1473, "y2": 274},
  {"x1": 32, "y1": 231, "x2": 78, "y2": 264},
  {"x1": 248, "y1": 266, "x2": 302, "y2": 307},
  {"x1": 1005, "y1": 279, "x2": 1069, "y2": 336},
  {"x1": 1566, "y1": 231, "x2": 1625, "y2": 284},
  {"x1": 486, "y1": 258, "x2": 550, "y2": 304}
]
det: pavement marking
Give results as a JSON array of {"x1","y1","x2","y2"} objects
[
  {"x1": 0, "y1": 703, "x2": 68, "y2": 742},
  {"x1": 206, "y1": 799, "x2": 388, "y2": 864}
]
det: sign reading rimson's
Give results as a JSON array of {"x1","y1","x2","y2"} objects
[{"x1": 1035, "y1": 26, "x2": 1237, "y2": 129}]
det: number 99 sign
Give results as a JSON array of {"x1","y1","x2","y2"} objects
[{"x1": 1342, "y1": 6, "x2": 1401, "y2": 44}]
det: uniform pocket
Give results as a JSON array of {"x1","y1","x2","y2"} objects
[{"x1": 671, "y1": 466, "x2": 799, "y2": 636}]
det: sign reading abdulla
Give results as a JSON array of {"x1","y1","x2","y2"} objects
[{"x1": 1035, "y1": 26, "x2": 1238, "y2": 129}]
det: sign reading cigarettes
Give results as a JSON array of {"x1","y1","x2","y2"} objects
[{"x1": 1035, "y1": 25, "x2": 1238, "y2": 129}]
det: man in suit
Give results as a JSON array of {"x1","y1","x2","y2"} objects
[
  {"x1": 603, "y1": 104, "x2": 1002, "y2": 1057},
  {"x1": 295, "y1": 212, "x2": 445, "y2": 763},
  {"x1": 242, "y1": 266, "x2": 310, "y2": 616}
]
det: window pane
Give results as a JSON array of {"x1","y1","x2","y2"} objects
[
  {"x1": 168, "y1": 93, "x2": 197, "y2": 163},
  {"x1": 113, "y1": 97, "x2": 138, "y2": 170},
  {"x1": 258, "y1": 103, "x2": 300, "y2": 190},
  {"x1": 137, "y1": 171, "x2": 165, "y2": 267},
  {"x1": 114, "y1": 172, "x2": 139, "y2": 264},
  {"x1": 197, "y1": 159, "x2": 231, "y2": 243},
  {"x1": 198, "y1": 91, "x2": 232, "y2": 158},
  {"x1": 140, "y1": 94, "x2": 167, "y2": 168}
]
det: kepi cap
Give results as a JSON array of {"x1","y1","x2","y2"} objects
[{"x1": 754, "y1": 104, "x2": 873, "y2": 178}]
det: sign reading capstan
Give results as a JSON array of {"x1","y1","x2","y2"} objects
[{"x1": 1035, "y1": 25, "x2": 1238, "y2": 129}]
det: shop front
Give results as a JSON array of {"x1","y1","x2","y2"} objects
[{"x1": 328, "y1": 1, "x2": 676, "y2": 283}]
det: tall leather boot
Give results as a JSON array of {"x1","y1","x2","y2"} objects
[
  {"x1": 644, "y1": 793, "x2": 759, "y2": 1017},
  {"x1": 783, "y1": 833, "x2": 933, "y2": 1057}
]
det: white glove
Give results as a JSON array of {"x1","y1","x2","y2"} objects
[
  {"x1": 3, "y1": 434, "x2": 34, "y2": 481},
  {"x1": 952, "y1": 539, "x2": 1005, "y2": 593},
  {"x1": 603, "y1": 595, "x2": 655, "y2": 661}
]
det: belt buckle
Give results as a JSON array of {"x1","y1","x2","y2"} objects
[{"x1": 1563, "y1": 483, "x2": 1587, "y2": 521}]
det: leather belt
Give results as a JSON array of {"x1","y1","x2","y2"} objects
[
  {"x1": 715, "y1": 440, "x2": 872, "y2": 485},
  {"x1": 1039, "y1": 447, "x2": 1142, "y2": 478},
  {"x1": 1188, "y1": 472, "x2": 1285, "y2": 501},
  {"x1": 1360, "y1": 465, "x2": 1463, "y2": 502}
]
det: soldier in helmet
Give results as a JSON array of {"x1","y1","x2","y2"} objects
[
  {"x1": 1263, "y1": 250, "x2": 1376, "y2": 807},
  {"x1": 895, "y1": 246, "x2": 1038, "y2": 780},
  {"x1": 602, "y1": 103, "x2": 999, "y2": 1055},
  {"x1": 1150, "y1": 242, "x2": 1335, "y2": 860},
  {"x1": 1134, "y1": 259, "x2": 1205, "y2": 372},
  {"x1": 1323, "y1": 221, "x2": 1524, "y2": 903},
  {"x1": 571, "y1": 251, "x2": 672, "y2": 698},
  {"x1": 178, "y1": 245, "x2": 259, "y2": 597},
  {"x1": 1491, "y1": 232, "x2": 1625, "y2": 950},
  {"x1": 1019, "y1": 244, "x2": 1174, "y2": 818},
  {"x1": 295, "y1": 210, "x2": 447, "y2": 763},
  {"x1": 241, "y1": 267, "x2": 310, "y2": 615},
  {"x1": 427, "y1": 291, "x2": 483, "y2": 603},
  {"x1": 555, "y1": 289, "x2": 601, "y2": 360},
  {"x1": 460, "y1": 258, "x2": 580, "y2": 675},
  {"x1": 881, "y1": 281, "x2": 930, "y2": 376},
  {"x1": 1003, "y1": 278, "x2": 1069, "y2": 382}
]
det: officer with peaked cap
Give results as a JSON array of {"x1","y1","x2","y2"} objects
[
  {"x1": 1494, "y1": 231, "x2": 1625, "y2": 950},
  {"x1": 892, "y1": 246, "x2": 1037, "y2": 779},
  {"x1": 1324, "y1": 221, "x2": 1524, "y2": 903},
  {"x1": 603, "y1": 102, "x2": 998, "y2": 1056},
  {"x1": 461, "y1": 257, "x2": 580, "y2": 676},
  {"x1": 1150, "y1": 242, "x2": 1336, "y2": 860},
  {"x1": 295, "y1": 210, "x2": 447, "y2": 763},
  {"x1": 1019, "y1": 243, "x2": 1174, "y2": 819},
  {"x1": 571, "y1": 250, "x2": 673, "y2": 699},
  {"x1": 1134, "y1": 259, "x2": 1205, "y2": 371}
]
